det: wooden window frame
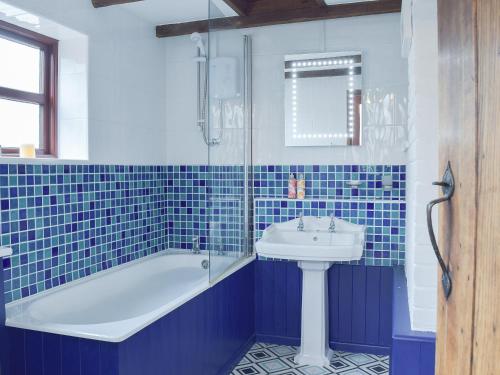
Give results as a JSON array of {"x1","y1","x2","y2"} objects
[{"x1": 0, "y1": 20, "x2": 58, "y2": 158}]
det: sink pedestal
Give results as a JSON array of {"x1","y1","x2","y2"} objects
[{"x1": 294, "y1": 260, "x2": 334, "y2": 367}]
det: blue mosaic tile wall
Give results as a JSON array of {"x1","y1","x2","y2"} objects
[
  {"x1": 0, "y1": 164, "x2": 169, "y2": 303},
  {"x1": 166, "y1": 165, "x2": 247, "y2": 253},
  {"x1": 253, "y1": 165, "x2": 405, "y2": 200},
  {"x1": 0, "y1": 163, "x2": 405, "y2": 302},
  {"x1": 251, "y1": 165, "x2": 406, "y2": 266},
  {"x1": 254, "y1": 198, "x2": 406, "y2": 266}
]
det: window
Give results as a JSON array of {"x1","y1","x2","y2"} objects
[{"x1": 0, "y1": 20, "x2": 58, "y2": 157}]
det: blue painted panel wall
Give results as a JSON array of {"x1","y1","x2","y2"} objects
[
  {"x1": 118, "y1": 261, "x2": 255, "y2": 375},
  {"x1": 255, "y1": 260, "x2": 393, "y2": 355},
  {"x1": 0, "y1": 258, "x2": 6, "y2": 374},
  {"x1": 391, "y1": 267, "x2": 435, "y2": 375},
  {"x1": 6, "y1": 261, "x2": 255, "y2": 375}
]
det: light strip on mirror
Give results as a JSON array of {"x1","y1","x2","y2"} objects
[
  {"x1": 290, "y1": 58, "x2": 358, "y2": 141},
  {"x1": 290, "y1": 58, "x2": 355, "y2": 69}
]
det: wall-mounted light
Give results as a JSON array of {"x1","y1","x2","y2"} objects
[{"x1": 285, "y1": 52, "x2": 362, "y2": 145}]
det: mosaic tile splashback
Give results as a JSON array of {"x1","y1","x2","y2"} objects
[
  {"x1": 0, "y1": 164, "x2": 169, "y2": 303},
  {"x1": 254, "y1": 198, "x2": 406, "y2": 266},
  {"x1": 253, "y1": 165, "x2": 405, "y2": 200},
  {"x1": 1, "y1": 163, "x2": 405, "y2": 302},
  {"x1": 166, "y1": 165, "x2": 247, "y2": 253}
]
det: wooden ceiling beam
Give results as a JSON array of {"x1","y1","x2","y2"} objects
[
  {"x1": 223, "y1": 0, "x2": 250, "y2": 16},
  {"x1": 156, "y1": 0, "x2": 402, "y2": 38},
  {"x1": 91, "y1": 0, "x2": 143, "y2": 8}
]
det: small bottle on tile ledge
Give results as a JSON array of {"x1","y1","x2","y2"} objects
[
  {"x1": 288, "y1": 173, "x2": 297, "y2": 199},
  {"x1": 297, "y1": 174, "x2": 306, "y2": 200}
]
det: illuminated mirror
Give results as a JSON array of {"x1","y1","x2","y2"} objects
[{"x1": 284, "y1": 51, "x2": 363, "y2": 147}]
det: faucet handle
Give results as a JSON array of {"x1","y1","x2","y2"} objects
[
  {"x1": 328, "y1": 213, "x2": 336, "y2": 232},
  {"x1": 192, "y1": 236, "x2": 199, "y2": 248},
  {"x1": 297, "y1": 212, "x2": 305, "y2": 231}
]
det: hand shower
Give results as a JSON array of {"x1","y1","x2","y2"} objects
[
  {"x1": 191, "y1": 32, "x2": 222, "y2": 146},
  {"x1": 190, "y1": 32, "x2": 207, "y2": 57}
]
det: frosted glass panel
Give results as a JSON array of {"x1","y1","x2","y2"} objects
[
  {"x1": 0, "y1": 99, "x2": 40, "y2": 148},
  {"x1": 0, "y1": 36, "x2": 41, "y2": 93}
]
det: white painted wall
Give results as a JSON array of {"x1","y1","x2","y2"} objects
[
  {"x1": 404, "y1": 0, "x2": 439, "y2": 332},
  {"x1": 164, "y1": 13, "x2": 408, "y2": 165},
  {"x1": 1, "y1": 0, "x2": 166, "y2": 165}
]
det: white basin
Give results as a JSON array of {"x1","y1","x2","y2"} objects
[
  {"x1": 255, "y1": 216, "x2": 365, "y2": 262},
  {"x1": 256, "y1": 216, "x2": 366, "y2": 367}
]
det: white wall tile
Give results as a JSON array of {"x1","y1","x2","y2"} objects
[
  {"x1": 1, "y1": 0, "x2": 167, "y2": 165},
  {"x1": 164, "y1": 13, "x2": 408, "y2": 165},
  {"x1": 405, "y1": 0, "x2": 439, "y2": 333}
]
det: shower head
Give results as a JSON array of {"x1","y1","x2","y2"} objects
[{"x1": 190, "y1": 32, "x2": 207, "y2": 57}]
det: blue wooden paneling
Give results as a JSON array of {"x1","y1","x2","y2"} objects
[
  {"x1": 0, "y1": 260, "x2": 7, "y2": 374},
  {"x1": 391, "y1": 267, "x2": 435, "y2": 375},
  {"x1": 255, "y1": 260, "x2": 393, "y2": 355},
  {"x1": 7, "y1": 261, "x2": 255, "y2": 375},
  {"x1": 118, "y1": 261, "x2": 255, "y2": 375},
  {"x1": 42, "y1": 333, "x2": 62, "y2": 375}
]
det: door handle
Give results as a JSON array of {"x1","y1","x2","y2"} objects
[{"x1": 426, "y1": 162, "x2": 455, "y2": 299}]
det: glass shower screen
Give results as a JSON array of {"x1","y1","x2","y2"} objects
[{"x1": 207, "y1": 1, "x2": 252, "y2": 282}]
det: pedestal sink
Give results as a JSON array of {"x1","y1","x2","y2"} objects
[{"x1": 255, "y1": 216, "x2": 365, "y2": 366}]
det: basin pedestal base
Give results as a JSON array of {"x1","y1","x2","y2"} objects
[{"x1": 294, "y1": 260, "x2": 334, "y2": 367}]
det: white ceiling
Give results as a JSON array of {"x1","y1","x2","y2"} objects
[{"x1": 121, "y1": 0, "x2": 237, "y2": 25}]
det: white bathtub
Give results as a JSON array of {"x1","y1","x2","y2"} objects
[{"x1": 6, "y1": 251, "x2": 255, "y2": 342}]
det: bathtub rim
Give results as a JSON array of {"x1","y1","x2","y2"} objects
[{"x1": 5, "y1": 250, "x2": 255, "y2": 342}]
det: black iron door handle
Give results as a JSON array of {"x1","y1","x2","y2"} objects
[{"x1": 426, "y1": 162, "x2": 455, "y2": 299}]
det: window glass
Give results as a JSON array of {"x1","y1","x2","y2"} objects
[
  {"x1": 0, "y1": 99, "x2": 40, "y2": 148},
  {"x1": 0, "y1": 36, "x2": 41, "y2": 93}
]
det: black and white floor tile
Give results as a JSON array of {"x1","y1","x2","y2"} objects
[{"x1": 231, "y1": 343, "x2": 389, "y2": 375}]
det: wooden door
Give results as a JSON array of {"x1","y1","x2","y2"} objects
[{"x1": 437, "y1": 0, "x2": 500, "y2": 374}]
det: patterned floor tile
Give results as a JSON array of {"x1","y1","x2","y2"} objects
[
  {"x1": 296, "y1": 365, "x2": 332, "y2": 375},
  {"x1": 343, "y1": 353, "x2": 377, "y2": 367},
  {"x1": 230, "y1": 343, "x2": 389, "y2": 375},
  {"x1": 257, "y1": 359, "x2": 291, "y2": 373}
]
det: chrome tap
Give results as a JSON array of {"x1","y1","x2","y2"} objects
[
  {"x1": 297, "y1": 212, "x2": 305, "y2": 232},
  {"x1": 328, "y1": 213, "x2": 336, "y2": 233},
  {"x1": 192, "y1": 236, "x2": 201, "y2": 254}
]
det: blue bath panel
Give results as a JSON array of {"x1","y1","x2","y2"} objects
[
  {"x1": 0, "y1": 257, "x2": 6, "y2": 374},
  {"x1": 6, "y1": 261, "x2": 255, "y2": 375},
  {"x1": 255, "y1": 260, "x2": 394, "y2": 355},
  {"x1": 391, "y1": 267, "x2": 436, "y2": 375}
]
